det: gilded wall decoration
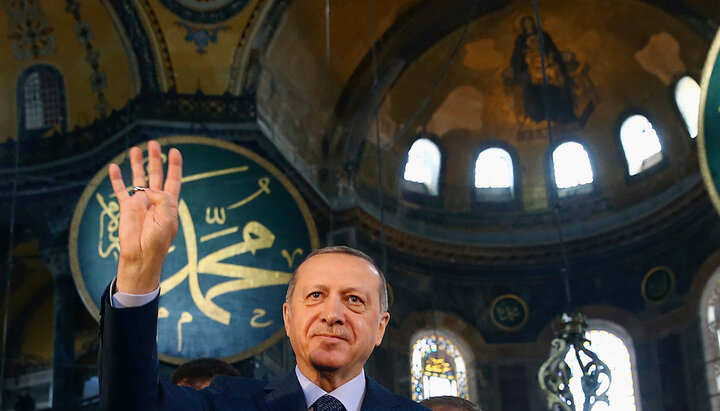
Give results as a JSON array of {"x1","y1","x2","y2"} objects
[
  {"x1": 490, "y1": 294, "x2": 528, "y2": 332},
  {"x1": 160, "y1": 0, "x2": 249, "y2": 23},
  {"x1": 137, "y1": 0, "x2": 176, "y2": 91},
  {"x1": 641, "y1": 266, "x2": 675, "y2": 304},
  {"x1": 503, "y1": 16, "x2": 598, "y2": 142},
  {"x1": 228, "y1": 0, "x2": 268, "y2": 94},
  {"x1": 106, "y1": 0, "x2": 160, "y2": 93},
  {"x1": 3, "y1": 0, "x2": 57, "y2": 59},
  {"x1": 65, "y1": 0, "x2": 109, "y2": 117},
  {"x1": 175, "y1": 22, "x2": 229, "y2": 54}
]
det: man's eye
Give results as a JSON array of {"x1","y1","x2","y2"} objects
[
  {"x1": 348, "y1": 295, "x2": 362, "y2": 304},
  {"x1": 309, "y1": 292, "x2": 322, "y2": 299}
]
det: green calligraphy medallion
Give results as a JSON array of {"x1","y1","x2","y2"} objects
[
  {"x1": 490, "y1": 294, "x2": 528, "y2": 332},
  {"x1": 699, "y1": 29, "x2": 720, "y2": 216},
  {"x1": 69, "y1": 136, "x2": 319, "y2": 364}
]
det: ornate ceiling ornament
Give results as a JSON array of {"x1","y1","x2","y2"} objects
[
  {"x1": 160, "y1": 0, "x2": 249, "y2": 24},
  {"x1": 175, "y1": 21, "x2": 229, "y2": 54},
  {"x1": 65, "y1": 0, "x2": 109, "y2": 117},
  {"x1": 3, "y1": 0, "x2": 57, "y2": 59}
]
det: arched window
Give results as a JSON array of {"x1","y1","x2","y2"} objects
[
  {"x1": 552, "y1": 141, "x2": 594, "y2": 197},
  {"x1": 701, "y1": 268, "x2": 720, "y2": 407},
  {"x1": 675, "y1": 76, "x2": 701, "y2": 139},
  {"x1": 403, "y1": 138, "x2": 441, "y2": 196},
  {"x1": 620, "y1": 115, "x2": 663, "y2": 176},
  {"x1": 565, "y1": 327, "x2": 640, "y2": 411},
  {"x1": 474, "y1": 147, "x2": 514, "y2": 202},
  {"x1": 17, "y1": 65, "x2": 66, "y2": 140},
  {"x1": 411, "y1": 331, "x2": 469, "y2": 402}
]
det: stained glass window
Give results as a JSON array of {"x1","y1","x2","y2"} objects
[
  {"x1": 565, "y1": 329, "x2": 638, "y2": 411},
  {"x1": 701, "y1": 272, "x2": 720, "y2": 409},
  {"x1": 552, "y1": 142, "x2": 594, "y2": 196},
  {"x1": 675, "y1": 76, "x2": 700, "y2": 139},
  {"x1": 403, "y1": 138, "x2": 441, "y2": 196},
  {"x1": 620, "y1": 115, "x2": 663, "y2": 176},
  {"x1": 411, "y1": 333, "x2": 468, "y2": 402}
]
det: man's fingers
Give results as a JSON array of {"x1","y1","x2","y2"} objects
[
  {"x1": 164, "y1": 148, "x2": 183, "y2": 199},
  {"x1": 145, "y1": 190, "x2": 175, "y2": 227},
  {"x1": 130, "y1": 146, "x2": 147, "y2": 188},
  {"x1": 147, "y1": 141, "x2": 164, "y2": 190},
  {"x1": 108, "y1": 163, "x2": 130, "y2": 200}
]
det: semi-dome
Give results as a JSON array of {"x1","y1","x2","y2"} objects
[{"x1": 256, "y1": 0, "x2": 716, "y2": 263}]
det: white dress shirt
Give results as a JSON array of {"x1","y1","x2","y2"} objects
[
  {"x1": 111, "y1": 281, "x2": 368, "y2": 411},
  {"x1": 110, "y1": 278, "x2": 159, "y2": 308},
  {"x1": 295, "y1": 366, "x2": 366, "y2": 411}
]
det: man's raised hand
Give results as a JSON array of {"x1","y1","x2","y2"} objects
[{"x1": 108, "y1": 140, "x2": 183, "y2": 294}]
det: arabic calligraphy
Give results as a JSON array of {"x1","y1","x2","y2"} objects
[
  {"x1": 281, "y1": 248, "x2": 303, "y2": 267},
  {"x1": 496, "y1": 304, "x2": 521, "y2": 322},
  {"x1": 177, "y1": 311, "x2": 193, "y2": 352},
  {"x1": 159, "y1": 200, "x2": 292, "y2": 325},
  {"x1": 95, "y1": 193, "x2": 120, "y2": 260},
  {"x1": 424, "y1": 357, "x2": 452, "y2": 374},
  {"x1": 200, "y1": 226, "x2": 238, "y2": 243},
  {"x1": 71, "y1": 138, "x2": 323, "y2": 362},
  {"x1": 250, "y1": 308, "x2": 272, "y2": 328},
  {"x1": 205, "y1": 207, "x2": 226, "y2": 224},
  {"x1": 228, "y1": 177, "x2": 271, "y2": 209}
]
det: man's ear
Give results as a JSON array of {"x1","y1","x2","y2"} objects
[
  {"x1": 375, "y1": 312, "x2": 390, "y2": 347},
  {"x1": 282, "y1": 302, "x2": 291, "y2": 337}
]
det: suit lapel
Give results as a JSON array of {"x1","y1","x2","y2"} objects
[
  {"x1": 360, "y1": 376, "x2": 400, "y2": 411},
  {"x1": 260, "y1": 370, "x2": 307, "y2": 411}
]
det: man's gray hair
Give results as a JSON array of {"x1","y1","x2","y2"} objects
[
  {"x1": 285, "y1": 246, "x2": 389, "y2": 313},
  {"x1": 420, "y1": 396, "x2": 481, "y2": 411}
]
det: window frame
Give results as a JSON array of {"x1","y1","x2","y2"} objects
[
  {"x1": 614, "y1": 109, "x2": 668, "y2": 183},
  {"x1": 700, "y1": 266, "x2": 720, "y2": 408},
  {"x1": 565, "y1": 319, "x2": 643, "y2": 411},
  {"x1": 470, "y1": 141, "x2": 522, "y2": 211},
  {"x1": 16, "y1": 64, "x2": 67, "y2": 142},
  {"x1": 670, "y1": 73, "x2": 701, "y2": 146},
  {"x1": 409, "y1": 328, "x2": 475, "y2": 403},
  {"x1": 546, "y1": 137, "x2": 599, "y2": 202},
  {"x1": 400, "y1": 134, "x2": 445, "y2": 207}
]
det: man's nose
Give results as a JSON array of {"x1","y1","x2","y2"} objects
[{"x1": 321, "y1": 294, "x2": 345, "y2": 325}]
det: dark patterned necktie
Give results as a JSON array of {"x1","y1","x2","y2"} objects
[{"x1": 310, "y1": 394, "x2": 347, "y2": 411}]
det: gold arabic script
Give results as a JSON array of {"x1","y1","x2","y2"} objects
[
  {"x1": 96, "y1": 193, "x2": 120, "y2": 260},
  {"x1": 159, "y1": 200, "x2": 292, "y2": 325}
]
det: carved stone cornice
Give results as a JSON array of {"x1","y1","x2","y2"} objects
[{"x1": 344, "y1": 179, "x2": 715, "y2": 267}]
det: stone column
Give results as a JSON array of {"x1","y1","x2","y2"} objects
[{"x1": 42, "y1": 247, "x2": 80, "y2": 408}]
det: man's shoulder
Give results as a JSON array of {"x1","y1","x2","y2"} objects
[
  {"x1": 202, "y1": 375, "x2": 268, "y2": 405},
  {"x1": 208, "y1": 375, "x2": 267, "y2": 393},
  {"x1": 365, "y1": 377, "x2": 430, "y2": 410}
]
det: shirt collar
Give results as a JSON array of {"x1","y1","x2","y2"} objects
[{"x1": 295, "y1": 366, "x2": 366, "y2": 411}]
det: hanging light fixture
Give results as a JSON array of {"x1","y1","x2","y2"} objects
[
  {"x1": 538, "y1": 313, "x2": 611, "y2": 410},
  {"x1": 524, "y1": 1, "x2": 613, "y2": 409}
]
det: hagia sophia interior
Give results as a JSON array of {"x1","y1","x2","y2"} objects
[{"x1": 2, "y1": 0, "x2": 720, "y2": 409}]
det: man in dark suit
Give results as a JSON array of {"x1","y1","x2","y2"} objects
[{"x1": 100, "y1": 140, "x2": 429, "y2": 411}]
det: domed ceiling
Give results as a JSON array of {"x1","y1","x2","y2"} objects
[
  {"x1": 255, "y1": 0, "x2": 719, "y2": 258},
  {"x1": 0, "y1": 0, "x2": 718, "y2": 261}
]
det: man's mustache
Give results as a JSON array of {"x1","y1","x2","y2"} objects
[{"x1": 310, "y1": 325, "x2": 350, "y2": 340}]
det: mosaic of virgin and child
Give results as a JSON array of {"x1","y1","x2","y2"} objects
[{"x1": 504, "y1": 16, "x2": 597, "y2": 128}]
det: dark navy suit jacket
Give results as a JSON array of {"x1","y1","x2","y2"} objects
[{"x1": 98, "y1": 287, "x2": 429, "y2": 411}]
